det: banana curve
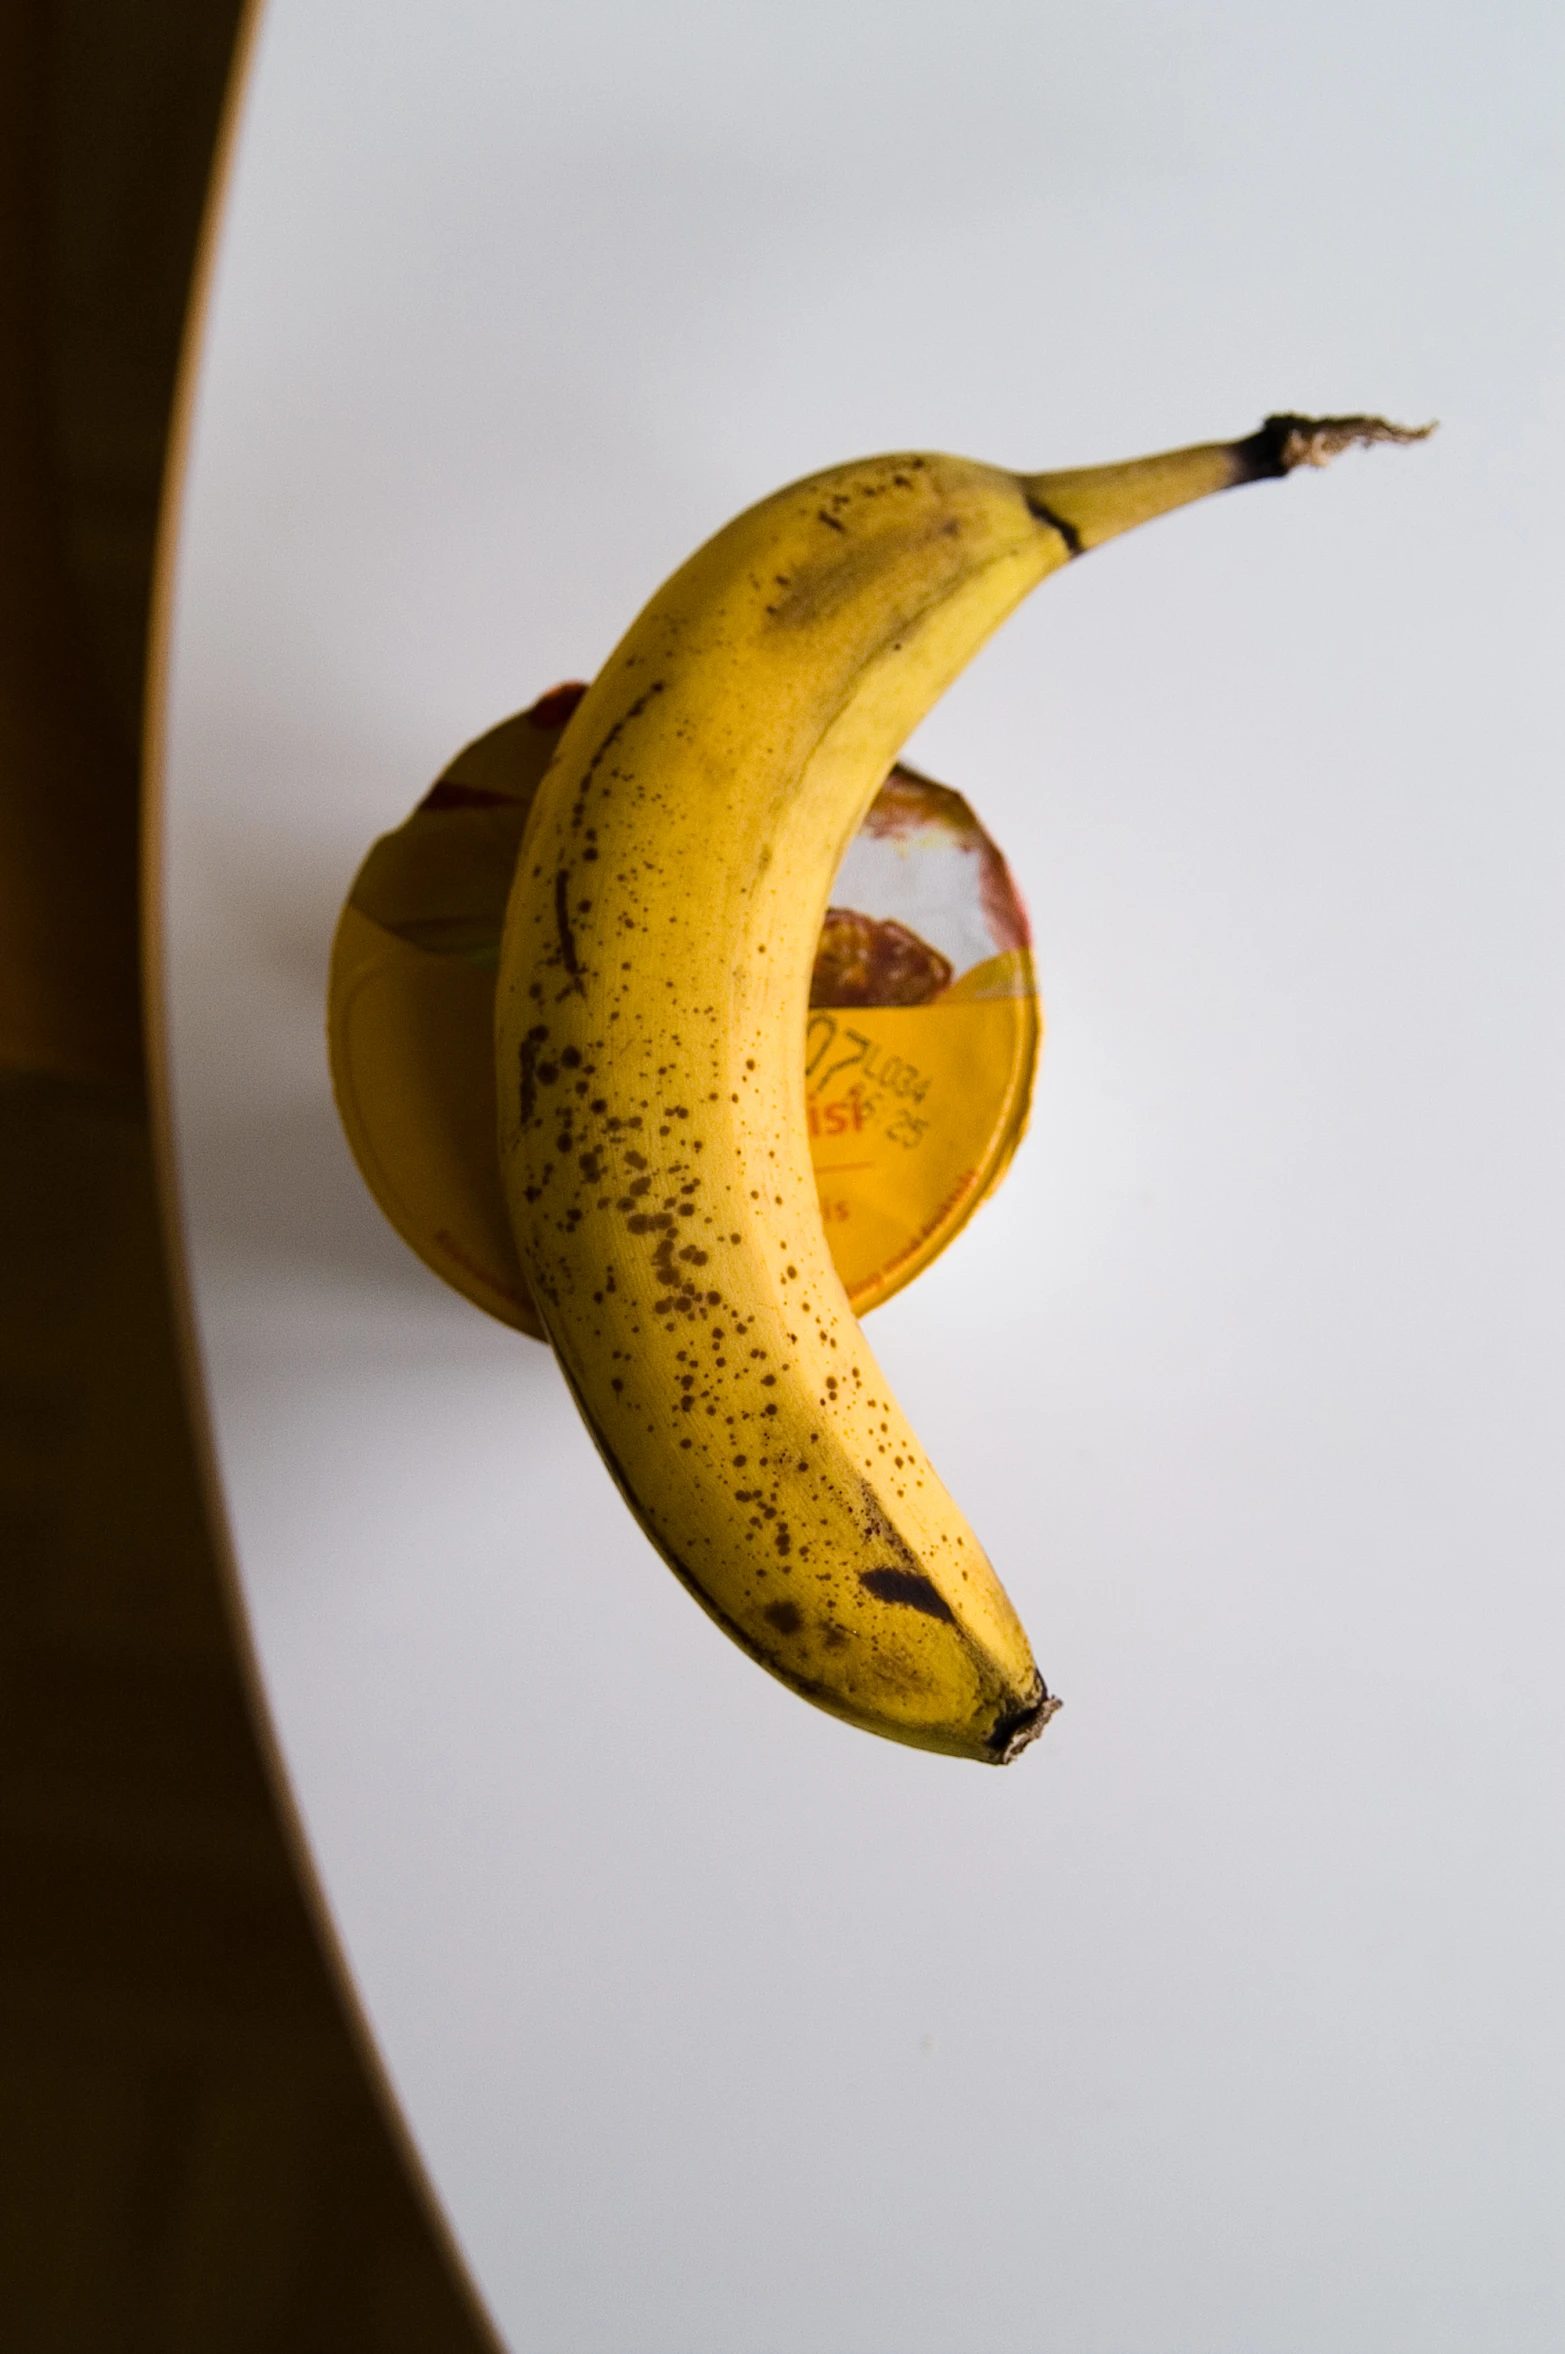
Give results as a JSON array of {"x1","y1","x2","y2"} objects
[
  {"x1": 498, "y1": 456, "x2": 1063, "y2": 1762},
  {"x1": 495, "y1": 421, "x2": 1428, "y2": 1761}
]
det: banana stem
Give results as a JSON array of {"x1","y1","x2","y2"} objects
[
  {"x1": 1023, "y1": 411, "x2": 1436, "y2": 554},
  {"x1": 1239, "y1": 412, "x2": 1438, "y2": 474}
]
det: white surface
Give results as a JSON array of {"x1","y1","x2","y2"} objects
[{"x1": 165, "y1": 3, "x2": 1564, "y2": 2348}]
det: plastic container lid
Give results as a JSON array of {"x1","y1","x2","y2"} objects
[{"x1": 328, "y1": 685, "x2": 1041, "y2": 1338}]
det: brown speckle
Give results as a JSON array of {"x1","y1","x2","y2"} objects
[{"x1": 859, "y1": 1567, "x2": 956, "y2": 1624}]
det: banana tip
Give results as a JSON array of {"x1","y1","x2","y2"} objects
[
  {"x1": 988, "y1": 1682, "x2": 1062, "y2": 1764},
  {"x1": 1241, "y1": 412, "x2": 1438, "y2": 479}
]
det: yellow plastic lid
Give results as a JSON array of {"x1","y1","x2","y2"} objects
[{"x1": 328, "y1": 686, "x2": 1041, "y2": 1338}]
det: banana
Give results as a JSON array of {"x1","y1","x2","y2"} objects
[{"x1": 496, "y1": 415, "x2": 1430, "y2": 1762}]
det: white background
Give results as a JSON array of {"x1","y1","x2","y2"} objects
[{"x1": 165, "y1": 4, "x2": 1564, "y2": 2347}]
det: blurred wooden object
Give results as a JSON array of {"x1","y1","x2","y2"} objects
[{"x1": 0, "y1": 6, "x2": 503, "y2": 2344}]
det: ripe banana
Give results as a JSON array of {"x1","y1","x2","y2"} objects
[{"x1": 496, "y1": 415, "x2": 1429, "y2": 1763}]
